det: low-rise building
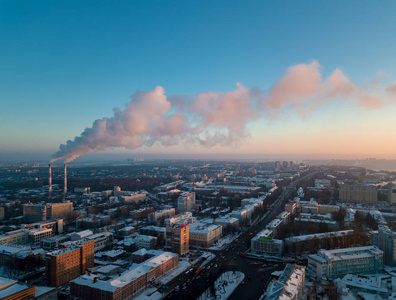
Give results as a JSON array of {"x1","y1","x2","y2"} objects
[
  {"x1": 284, "y1": 230, "x2": 354, "y2": 254},
  {"x1": 251, "y1": 229, "x2": 283, "y2": 257},
  {"x1": 71, "y1": 230, "x2": 94, "y2": 241},
  {"x1": 41, "y1": 235, "x2": 71, "y2": 251},
  {"x1": 28, "y1": 228, "x2": 52, "y2": 246},
  {"x1": 141, "y1": 226, "x2": 167, "y2": 245},
  {"x1": 317, "y1": 204, "x2": 340, "y2": 214},
  {"x1": 120, "y1": 192, "x2": 146, "y2": 204},
  {"x1": 307, "y1": 246, "x2": 384, "y2": 280},
  {"x1": 335, "y1": 273, "x2": 392, "y2": 299},
  {"x1": 0, "y1": 277, "x2": 36, "y2": 300},
  {"x1": 189, "y1": 223, "x2": 222, "y2": 248},
  {"x1": 214, "y1": 217, "x2": 239, "y2": 230},
  {"x1": 0, "y1": 229, "x2": 29, "y2": 245},
  {"x1": 276, "y1": 211, "x2": 290, "y2": 224},
  {"x1": 261, "y1": 264, "x2": 305, "y2": 300},
  {"x1": 70, "y1": 250, "x2": 178, "y2": 299},
  {"x1": 285, "y1": 201, "x2": 298, "y2": 215},
  {"x1": 86, "y1": 232, "x2": 113, "y2": 252},
  {"x1": 231, "y1": 205, "x2": 255, "y2": 222},
  {"x1": 148, "y1": 208, "x2": 175, "y2": 225},
  {"x1": 135, "y1": 235, "x2": 157, "y2": 250},
  {"x1": 164, "y1": 212, "x2": 195, "y2": 227}
]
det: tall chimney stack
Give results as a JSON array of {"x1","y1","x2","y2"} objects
[
  {"x1": 49, "y1": 164, "x2": 52, "y2": 196},
  {"x1": 64, "y1": 163, "x2": 67, "y2": 196}
]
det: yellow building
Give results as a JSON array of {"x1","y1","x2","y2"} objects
[
  {"x1": 317, "y1": 205, "x2": 340, "y2": 214},
  {"x1": 189, "y1": 224, "x2": 222, "y2": 248}
]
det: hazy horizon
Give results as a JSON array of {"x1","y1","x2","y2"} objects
[{"x1": 1, "y1": 151, "x2": 396, "y2": 164}]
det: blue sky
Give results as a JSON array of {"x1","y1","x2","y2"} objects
[{"x1": 1, "y1": 1, "x2": 396, "y2": 161}]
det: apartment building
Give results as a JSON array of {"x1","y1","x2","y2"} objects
[
  {"x1": 165, "y1": 224, "x2": 189, "y2": 255},
  {"x1": 45, "y1": 239, "x2": 94, "y2": 287},
  {"x1": 371, "y1": 231, "x2": 396, "y2": 267},
  {"x1": 339, "y1": 184, "x2": 378, "y2": 205}
]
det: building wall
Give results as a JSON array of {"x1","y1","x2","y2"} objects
[
  {"x1": 166, "y1": 225, "x2": 189, "y2": 254},
  {"x1": 70, "y1": 252, "x2": 178, "y2": 300},
  {"x1": 339, "y1": 184, "x2": 378, "y2": 204},
  {"x1": 148, "y1": 209, "x2": 175, "y2": 225},
  {"x1": 388, "y1": 184, "x2": 396, "y2": 206},
  {"x1": 0, "y1": 230, "x2": 29, "y2": 245},
  {"x1": 23, "y1": 205, "x2": 46, "y2": 223},
  {"x1": 28, "y1": 229, "x2": 52, "y2": 246},
  {"x1": 177, "y1": 192, "x2": 195, "y2": 213},
  {"x1": 1, "y1": 285, "x2": 35, "y2": 300},
  {"x1": 371, "y1": 231, "x2": 396, "y2": 267},
  {"x1": 317, "y1": 205, "x2": 340, "y2": 214},
  {"x1": 251, "y1": 239, "x2": 283, "y2": 257},
  {"x1": 189, "y1": 226, "x2": 222, "y2": 248},
  {"x1": 46, "y1": 240, "x2": 94, "y2": 287},
  {"x1": 0, "y1": 206, "x2": 5, "y2": 220},
  {"x1": 285, "y1": 202, "x2": 298, "y2": 214},
  {"x1": 47, "y1": 202, "x2": 73, "y2": 220}
]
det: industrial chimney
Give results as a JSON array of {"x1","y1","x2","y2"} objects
[
  {"x1": 49, "y1": 164, "x2": 52, "y2": 196},
  {"x1": 64, "y1": 163, "x2": 67, "y2": 196}
]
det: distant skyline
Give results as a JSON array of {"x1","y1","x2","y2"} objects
[{"x1": 1, "y1": 1, "x2": 396, "y2": 162}]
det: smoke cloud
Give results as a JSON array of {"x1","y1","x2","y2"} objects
[{"x1": 51, "y1": 60, "x2": 394, "y2": 162}]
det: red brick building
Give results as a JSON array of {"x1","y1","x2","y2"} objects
[{"x1": 46, "y1": 239, "x2": 94, "y2": 287}]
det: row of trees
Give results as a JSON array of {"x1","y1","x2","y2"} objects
[
  {"x1": 354, "y1": 211, "x2": 379, "y2": 230},
  {"x1": 2, "y1": 253, "x2": 43, "y2": 278}
]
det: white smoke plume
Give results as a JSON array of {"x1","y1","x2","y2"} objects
[{"x1": 51, "y1": 60, "x2": 394, "y2": 162}]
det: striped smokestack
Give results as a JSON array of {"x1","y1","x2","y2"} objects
[
  {"x1": 49, "y1": 164, "x2": 52, "y2": 196},
  {"x1": 64, "y1": 163, "x2": 67, "y2": 196}
]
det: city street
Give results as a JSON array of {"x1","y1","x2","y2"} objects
[{"x1": 163, "y1": 171, "x2": 317, "y2": 300}]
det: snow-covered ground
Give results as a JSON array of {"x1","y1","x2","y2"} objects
[
  {"x1": 246, "y1": 252, "x2": 294, "y2": 262},
  {"x1": 134, "y1": 251, "x2": 216, "y2": 300},
  {"x1": 197, "y1": 271, "x2": 245, "y2": 300},
  {"x1": 340, "y1": 292, "x2": 384, "y2": 300},
  {"x1": 207, "y1": 235, "x2": 236, "y2": 250},
  {"x1": 200, "y1": 252, "x2": 216, "y2": 267},
  {"x1": 134, "y1": 287, "x2": 162, "y2": 300},
  {"x1": 157, "y1": 251, "x2": 215, "y2": 285}
]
